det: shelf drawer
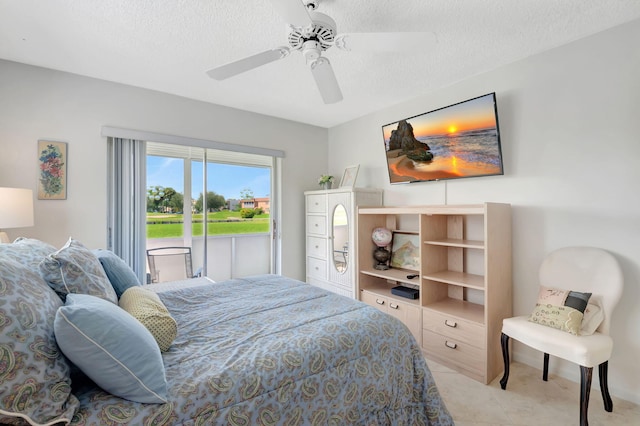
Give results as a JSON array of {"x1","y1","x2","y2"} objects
[
  {"x1": 307, "y1": 215, "x2": 326, "y2": 236},
  {"x1": 307, "y1": 236, "x2": 327, "y2": 259},
  {"x1": 360, "y1": 290, "x2": 387, "y2": 312},
  {"x1": 423, "y1": 309, "x2": 485, "y2": 349},
  {"x1": 307, "y1": 257, "x2": 327, "y2": 280},
  {"x1": 307, "y1": 194, "x2": 327, "y2": 213},
  {"x1": 422, "y1": 329, "x2": 485, "y2": 377},
  {"x1": 360, "y1": 290, "x2": 421, "y2": 345},
  {"x1": 387, "y1": 299, "x2": 422, "y2": 346}
]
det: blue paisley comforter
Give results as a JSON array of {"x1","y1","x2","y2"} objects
[{"x1": 70, "y1": 275, "x2": 453, "y2": 425}]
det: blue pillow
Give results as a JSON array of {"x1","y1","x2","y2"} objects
[
  {"x1": 93, "y1": 249, "x2": 141, "y2": 298},
  {"x1": 54, "y1": 294, "x2": 168, "y2": 404}
]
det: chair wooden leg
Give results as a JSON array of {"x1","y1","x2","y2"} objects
[
  {"x1": 543, "y1": 352, "x2": 549, "y2": 381},
  {"x1": 598, "y1": 361, "x2": 613, "y2": 412},
  {"x1": 500, "y1": 332, "x2": 510, "y2": 390},
  {"x1": 580, "y1": 366, "x2": 593, "y2": 426}
]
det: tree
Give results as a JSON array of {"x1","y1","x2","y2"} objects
[
  {"x1": 167, "y1": 191, "x2": 183, "y2": 212},
  {"x1": 147, "y1": 186, "x2": 181, "y2": 213},
  {"x1": 195, "y1": 191, "x2": 226, "y2": 213},
  {"x1": 240, "y1": 188, "x2": 254, "y2": 200}
]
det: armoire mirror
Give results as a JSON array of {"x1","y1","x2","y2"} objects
[{"x1": 332, "y1": 204, "x2": 349, "y2": 273}]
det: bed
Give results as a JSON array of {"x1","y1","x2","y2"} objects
[
  {"x1": 0, "y1": 238, "x2": 453, "y2": 426},
  {"x1": 72, "y1": 275, "x2": 452, "y2": 425}
]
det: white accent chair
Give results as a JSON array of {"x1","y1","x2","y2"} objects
[{"x1": 500, "y1": 247, "x2": 623, "y2": 426}]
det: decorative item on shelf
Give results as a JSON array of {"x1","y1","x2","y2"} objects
[
  {"x1": 339, "y1": 164, "x2": 359, "y2": 188},
  {"x1": 0, "y1": 187, "x2": 35, "y2": 243},
  {"x1": 371, "y1": 227, "x2": 392, "y2": 270},
  {"x1": 318, "y1": 175, "x2": 334, "y2": 190},
  {"x1": 390, "y1": 232, "x2": 420, "y2": 271}
]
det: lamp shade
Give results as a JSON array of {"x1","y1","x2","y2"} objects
[
  {"x1": 371, "y1": 227, "x2": 392, "y2": 247},
  {"x1": 0, "y1": 187, "x2": 34, "y2": 229}
]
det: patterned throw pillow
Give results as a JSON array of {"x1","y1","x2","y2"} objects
[
  {"x1": 39, "y1": 238, "x2": 118, "y2": 303},
  {"x1": 54, "y1": 294, "x2": 168, "y2": 404},
  {"x1": 119, "y1": 287, "x2": 177, "y2": 351},
  {"x1": 535, "y1": 286, "x2": 570, "y2": 306},
  {"x1": 0, "y1": 258, "x2": 79, "y2": 425},
  {"x1": 528, "y1": 286, "x2": 592, "y2": 335},
  {"x1": 529, "y1": 304, "x2": 584, "y2": 335},
  {"x1": 0, "y1": 237, "x2": 57, "y2": 269}
]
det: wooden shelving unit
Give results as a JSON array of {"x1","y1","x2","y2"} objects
[{"x1": 357, "y1": 203, "x2": 512, "y2": 384}]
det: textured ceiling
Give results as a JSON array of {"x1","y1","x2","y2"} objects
[{"x1": 1, "y1": 0, "x2": 639, "y2": 128}]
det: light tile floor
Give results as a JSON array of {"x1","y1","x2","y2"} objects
[{"x1": 427, "y1": 359, "x2": 640, "y2": 425}]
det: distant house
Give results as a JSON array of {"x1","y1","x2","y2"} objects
[
  {"x1": 254, "y1": 197, "x2": 270, "y2": 213},
  {"x1": 240, "y1": 197, "x2": 270, "y2": 213},
  {"x1": 227, "y1": 198, "x2": 239, "y2": 211}
]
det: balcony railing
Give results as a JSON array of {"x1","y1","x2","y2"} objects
[{"x1": 146, "y1": 233, "x2": 271, "y2": 283}]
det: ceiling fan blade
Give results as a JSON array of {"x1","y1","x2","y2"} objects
[
  {"x1": 207, "y1": 47, "x2": 290, "y2": 80},
  {"x1": 268, "y1": 0, "x2": 312, "y2": 27},
  {"x1": 310, "y1": 57, "x2": 343, "y2": 104},
  {"x1": 334, "y1": 32, "x2": 437, "y2": 52}
]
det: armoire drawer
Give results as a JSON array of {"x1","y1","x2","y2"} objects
[
  {"x1": 306, "y1": 215, "x2": 326, "y2": 236},
  {"x1": 422, "y1": 309, "x2": 485, "y2": 349},
  {"x1": 307, "y1": 236, "x2": 327, "y2": 259},
  {"x1": 307, "y1": 257, "x2": 327, "y2": 280},
  {"x1": 306, "y1": 194, "x2": 327, "y2": 213}
]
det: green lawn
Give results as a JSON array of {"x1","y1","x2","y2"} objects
[{"x1": 146, "y1": 212, "x2": 269, "y2": 238}]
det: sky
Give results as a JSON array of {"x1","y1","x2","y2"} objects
[
  {"x1": 382, "y1": 93, "x2": 497, "y2": 141},
  {"x1": 146, "y1": 156, "x2": 271, "y2": 200}
]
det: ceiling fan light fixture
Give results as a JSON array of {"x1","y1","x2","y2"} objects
[{"x1": 302, "y1": 40, "x2": 322, "y2": 63}]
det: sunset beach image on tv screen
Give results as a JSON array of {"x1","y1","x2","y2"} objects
[{"x1": 382, "y1": 93, "x2": 503, "y2": 184}]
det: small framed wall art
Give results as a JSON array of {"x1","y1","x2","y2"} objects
[
  {"x1": 390, "y1": 231, "x2": 420, "y2": 271},
  {"x1": 339, "y1": 164, "x2": 360, "y2": 188},
  {"x1": 37, "y1": 140, "x2": 67, "y2": 200}
]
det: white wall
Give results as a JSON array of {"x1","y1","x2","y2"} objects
[
  {"x1": 0, "y1": 59, "x2": 328, "y2": 281},
  {"x1": 328, "y1": 19, "x2": 640, "y2": 404}
]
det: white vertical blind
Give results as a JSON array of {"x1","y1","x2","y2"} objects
[{"x1": 107, "y1": 137, "x2": 147, "y2": 284}]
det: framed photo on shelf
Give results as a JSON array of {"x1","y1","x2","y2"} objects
[
  {"x1": 390, "y1": 232, "x2": 420, "y2": 271},
  {"x1": 339, "y1": 164, "x2": 359, "y2": 188}
]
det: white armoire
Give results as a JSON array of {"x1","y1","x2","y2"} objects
[{"x1": 304, "y1": 187, "x2": 383, "y2": 298}]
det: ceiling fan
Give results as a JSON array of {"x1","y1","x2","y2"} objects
[{"x1": 206, "y1": 0, "x2": 435, "y2": 104}]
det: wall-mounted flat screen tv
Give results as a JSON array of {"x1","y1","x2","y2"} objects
[{"x1": 381, "y1": 92, "x2": 503, "y2": 184}]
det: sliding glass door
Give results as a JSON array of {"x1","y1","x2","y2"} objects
[{"x1": 146, "y1": 142, "x2": 276, "y2": 283}]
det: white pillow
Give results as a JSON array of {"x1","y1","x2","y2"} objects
[{"x1": 580, "y1": 303, "x2": 604, "y2": 335}]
